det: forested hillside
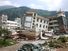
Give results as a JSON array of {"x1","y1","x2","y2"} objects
[{"x1": 0, "y1": 6, "x2": 68, "y2": 21}]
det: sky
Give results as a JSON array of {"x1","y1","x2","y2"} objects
[{"x1": 0, "y1": 0, "x2": 68, "y2": 11}]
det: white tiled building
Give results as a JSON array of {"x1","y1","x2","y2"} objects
[
  {"x1": 0, "y1": 14, "x2": 19, "y2": 31},
  {"x1": 15, "y1": 17, "x2": 21, "y2": 27},
  {"x1": 6, "y1": 20, "x2": 18, "y2": 30},
  {"x1": 23, "y1": 12, "x2": 49, "y2": 32},
  {"x1": 0, "y1": 14, "x2": 8, "y2": 28}
]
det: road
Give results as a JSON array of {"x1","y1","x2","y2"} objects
[{"x1": 20, "y1": 40, "x2": 45, "y2": 44}]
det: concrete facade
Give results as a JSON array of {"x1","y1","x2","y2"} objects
[
  {"x1": 15, "y1": 17, "x2": 21, "y2": 27},
  {"x1": 22, "y1": 12, "x2": 49, "y2": 32},
  {"x1": 48, "y1": 10, "x2": 68, "y2": 34}
]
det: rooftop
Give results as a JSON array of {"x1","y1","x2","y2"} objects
[{"x1": 26, "y1": 11, "x2": 49, "y2": 20}]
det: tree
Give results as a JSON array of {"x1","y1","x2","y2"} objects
[{"x1": 0, "y1": 27, "x2": 11, "y2": 40}]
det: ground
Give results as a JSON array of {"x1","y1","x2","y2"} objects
[
  {"x1": 0, "y1": 40, "x2": 45, "y2": 51},
  {"x1": 56, "y1": 48, "x2": 68, "y2": 51}
]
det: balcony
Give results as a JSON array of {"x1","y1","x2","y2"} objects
[
  {"x1": 49, "y1": 24, "x2": 59, "y2": 27},
  {"x1": 49, "y1": 20, "x2": 58, "y2": 23}
]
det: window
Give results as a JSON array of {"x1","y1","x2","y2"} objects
[
  {"x1": 34, "y1": 13, "x2": 36, "y2": 17},
  {"x1": 36, "y1": 24, "x2": 38, "y2": 27},
  {"x1": 40, "y1": 19, "x2": 42, "y2": 22},
  {"x1": 33, "y1": 17, "x2": 35, "y2": 19},
  {"x1": 46, "y1": 26, "x2": 48, "y2": 28},
  {"x1": 33, "y1": 20, "x2": 35, "y2": 22},
  {"x1": 49, "y1": 19, "x2": 52, "y2": 21},
  {"x1": 43, "y1": 25, "x2": 45, "y2": 28},
  {"x1": 53, "y1": 22, "x2": 58, "y2": 24},
  {"x1": 53, "y1": 18, "x2": 57, "y2": 20},
  {"x1": 44, "y1": 20, "x2": 45, "y2": 23},
  {"x1": 47, "y1": 21, "x2": 48, "y2": 24},
  {"x1": 49, "y1": 23, "x2": 53, "y2": 25},
  {"x1": 33, "y1": 23, "x2": 34, "y2": 25},
  {"x1": 37, "y1": 18, "x2": 39, "y2": 21},
  {"x1": 40, "y1": 24, "x2": 41, "y2": 27},
  {"x1": 32, "y1": 26, "x2": 34, "y2": 28}
]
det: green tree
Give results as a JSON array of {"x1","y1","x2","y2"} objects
[{"x1": 0, "y1": 27, "x2": 11, "y2": 40}]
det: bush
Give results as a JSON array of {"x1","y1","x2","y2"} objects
[
  {"x1": 48, "y1": 40, "x2": 63, "y2": 48},
  {"x1": 48, "y1": 41, "x2": 54, "y2": 47},
  {"x1": 58, "y1": 36, "x2": 67, "y2": 43},
  {"x1": 0, "y1": 39, "x2": 16, "y2": 47}
]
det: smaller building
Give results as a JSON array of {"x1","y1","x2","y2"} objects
[
  {"x1": 0, "y1": 14, "x2": 8, "y2": 28},
  {"x1": 6, "y1": 20, "x2": 18, "y2": 30},
  {"x1": 0, "y1": 14, "x2": 21, "y2": 31}
]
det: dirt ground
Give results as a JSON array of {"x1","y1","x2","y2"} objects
[{"x1": 0, "y1": 43, "x2": 23, "y2": 51}]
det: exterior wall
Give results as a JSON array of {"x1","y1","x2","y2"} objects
[
  {"x1": 34, "y1": 18, "x2": 49, "y2": 32},
  {"x1": 48, "y1": 17, "x2": 59, "y2": 32},
  {"x1": 21, "y1": 15, "x2": 25, "y2": 28},
  {"x1": 1, "y1": 14, "x2": 8, "y2": 22},
  {"x1": 48, "y1": 16, "x2": 68, "y2": 34},
  {"x1": 57, "y1": 16, "x2": 68, "y2": 33},
  {"x1": 24, "y1": 16, "x2": 33, "y2": 29},
  {"x1": 63, "y1": 17, "x2": 68, "y2": 33},
  {"x1": 15, "y1": 17, "x2": 21, "y2": 27},
  {"x1": 1, "y1": 14, "x2": 8, "y2": 28},
  {"x1": 0, "y1": 14, "x2": 19, "y2": 30},
  {"x1": 23, "y1": 12, "x2": 49, "y2": 32},
  {"x1": 0, "y1": 15, "x2": 2, "y2": 26},
  {"x1": 6, "y1": 20, "x2": 18, "y2": 30},
  {"x1": 49, "y1": 10, "x2": 68, "y2": 34}
]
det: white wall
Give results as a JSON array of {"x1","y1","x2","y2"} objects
[
  {"x1": 15, "y1": 17, "x2": 21, "y2": 27},
  {"x1": 6, "y1": 20, "x2": 18, "y2": 30},
  {"x1": 24, "y1": 16, "x2": 33, "y2": 28},
  {"x1": 24, "y1": 13, "x2": 49, "y2": 32},
  {"x1": 34, "y1": 18, "x2": 49, "y2": 32}
]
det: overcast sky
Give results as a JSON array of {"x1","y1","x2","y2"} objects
[{"x1": 0, "y1": 0, "x2": 68, "y2": 11}]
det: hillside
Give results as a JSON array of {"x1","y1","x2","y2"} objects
[
  {"x1": 0, "y1": 5, "x2": 15, "y2": 10},
  {"x1": 0, "y1": 6, "x2": 30, "y2": 20},
  {"x1": 0, "y1": 6, "x2": 68, "y2": 20}
]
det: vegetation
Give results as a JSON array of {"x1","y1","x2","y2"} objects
[
  {"x1": 0, "y1": 6, "x2": 68, "y2": 21},
  {"x1": 0, "y1": 6, "x2": 58, "y2": 21},
  {"x1": 0, "y1": 6, "x2": 30, "y2": 20},
  {"x1": 0, "y1": 27, "x2": 16, "y2": 47},
  {"x1": 58, "y1": 36, "x2": 67, "y2": 43},
  {"x1": 43, "y1": 36, "x2": 68, "y2": 48},
  {"x1": 0, "y1": 39, "x2": 16, "y2": 47},
  {"x1": 0, "y1": 27, "x2": 11, "y2": 39},
  {"x1": 0, "y1": 5, "x2": 15, "y2": 10}
]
